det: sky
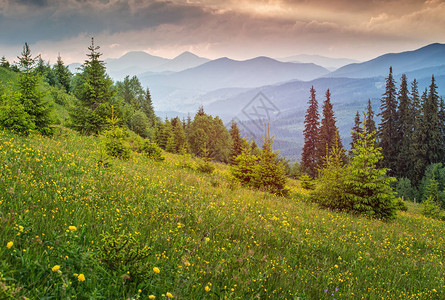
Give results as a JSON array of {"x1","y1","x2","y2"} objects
[{"x1": 0, "y1": 0, "x2": 444, "y2": 64}]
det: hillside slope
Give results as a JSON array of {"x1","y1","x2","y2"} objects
[{"x1": 0, "y1": 129, "x2": 443, "y2": 299}]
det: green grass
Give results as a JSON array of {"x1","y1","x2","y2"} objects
[{"x1": 0, "y1": 128, "x2": 444, "y2": 299}]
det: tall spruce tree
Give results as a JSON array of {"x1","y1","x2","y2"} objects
[
  {"x1": 350, "y1": 111, "x2": 362, "y2": 153},
  {"x1": 439, "y1": 96, "x2": 445, "y2": 157},
  {"x1": 302, "y1": 86, "x2": 319, "y2": 178},
  {"x1": 364, "y1": 99, "x2": 377, "y2": 138},
  {"x1": 423, "y1": 76, "x2": 443, "y2": 162},
  {"x1": 17, "y1": 43, "x2": 53, "y2": 135},
  {"x1": 70, "y1": 38, "x2": 115, "y2": 135},
  {"x1": 411, "y1": 79, "x2": 443, "y2": 185},
  {"x1": 53, "y1": 54, "x2": 72, "y2": 92},
  {"x1": 378, "y1": 67, "x2": 399, "y2": 174},
  {"x1": 142, "y1": 88, "x2": 156, "y2": 127},
  {"x1": 229, "y1": 120, "x2": 245, "y2": 164},
  {"x1": 395, "y1": 74, "x2": 413, "y2": 177},
  {"x1": 317, "y1": 89, "x2": 344, "y2": 165}
]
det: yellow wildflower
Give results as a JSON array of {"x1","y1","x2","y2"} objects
[
  {"x1": 149, "y1": 295, "x2": 156, "y2": 299},
  {"x1": 68, "y1": 226, "x2": 77, "y2": 232},
  {"x1": 166, "y1": 292, "x2": 173, "y2": 298},
  {"x1": 205, "y1": 286, "x2": 211, "y2": 292},
  {"x1": 6, "y1": 241, "x2": 13, "y2": 249},
  {"x1": 52, "y1": 265, "x2": 60, "y2": 272},
  {"x1": 78, "y1": 274, "x2": 85, "y2": 281},
  {"x1": 153, "y1": 267, "x2": 160, "y2": 274}
]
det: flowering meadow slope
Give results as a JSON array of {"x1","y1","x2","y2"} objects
[{"x1": 0, "y1": 128, "x2": 444, "y2": 299}]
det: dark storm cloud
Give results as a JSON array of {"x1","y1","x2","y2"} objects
[{"x1": 0, "y1": 0, "x2": 208, "y2": 44}]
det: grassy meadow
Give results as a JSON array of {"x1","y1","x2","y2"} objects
[{"x1": 0, "y1": 128, "x2": 444, "y2": 299}]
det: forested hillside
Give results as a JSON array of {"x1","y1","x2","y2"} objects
[{"x1": 1, "y1": 41, "x2": 444, "y2": 299}]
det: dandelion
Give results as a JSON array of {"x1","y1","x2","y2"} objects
[
  {"x1": 52, "y1": 265, "x2": 61, "y2": 272},
  {"x1": 153, "y1": 267, "x2": 160, "y2": 274},
  {"x1": 166, "y1": 292, "x2": 173, "y2": 298},
  {"x1": 149, "y1": 295, "x2": 156, "y2": 299},
  {"x1": 205, "y1": 237, "x2": 210, "y2": 242},
  {"x1": 78, "y1": 274, "x2": 85, "y2": 281},
  {"x1": 6, "y1": 241, "x2": 13, "y2": 249},
  {"x1": 205, "y1": 286, "x2": 211, "y2": 292},
  {"x1": 68, "y1": 226, "x2": 77, "y2": 232}
]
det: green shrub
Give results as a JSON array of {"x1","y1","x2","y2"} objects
[
  {"x1": 300, "y1": 173, "x2": 316, "y2": 190},
  {"x1": 102, "y1": 126, "x2": 131, "y2": 160},
  {"x1": 421, "y1": 196, "x2": 442, "y2": 219},
  {"x1": 94, "y1": 228, "x2": 151, "y2": 282},
  {"x1": 230, "y1": 143, "x2": 258, "y2": 186},
  {"x1": 0, "y1": 88, "x2": 36, "y2": 135},
  {"x1": 394, "y1": 197, "x2": 408, "y2": 212},
  {"x1": 140, "y1": 139, "x2": 164, "y2": 161}
]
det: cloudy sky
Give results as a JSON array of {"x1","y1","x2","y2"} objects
[{"x1": 0, "y1": 0, "x2": 444, "y2": 64}]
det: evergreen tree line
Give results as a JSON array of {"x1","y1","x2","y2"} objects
[{"x1": 301, "y1": 67, "x2": 445, "y2": 218}]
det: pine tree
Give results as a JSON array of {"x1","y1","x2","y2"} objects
[
  {"x1": 411, "y1": 79, "x2": 420, "y2": 123},
  {"x1": 411, "y1": 78, "x2": 443, "y2": 185},
  {"x1": 141, "y1": 88, "x2": 155, "y2": 127},
  {"x1": 350, "y1": 111, "x2": 362, "y2": 153},
  {"x1": 69, "y1": 38, "x2": 115, "y2": 135},
  {"x1": 317, "y1": 89, "x2": 344, "y2": 165},
  {"x1": 0, "y1": 56, "x2": 10, "y2": 69},
  {"x1": 17, "y1": 43, "x2": 53, "y2": 135},
  {"x1": 166, "y1": 117, "x2": 188, "y2": 154},
  {"x1": 439, "y1": 96, "x2": 445, "y2": 159},
  {"x1": 364, "y1": 99, "x2": 377, "y2": 138},
  {"x1": 229, "y1": 120, "x2": 245, "y2": 164},
  {"x1": 302, "y1": 86, "x2": 319, "y2": 178},
  {"x1": 252, "y1": 124, "x2": 288, "y2": 196},
  {"x1": 395, "y1": 74, "x2": 413, "y2": 177},
  {"x1": 230, "y1": 140, "x2": 258, "y2": 186},
  {"x1": 378, "y1": 67, "x2": 398, "y2": 174},
  {"x1": 345, "y1": 121, "x2": 397, "y2": 219},
  {"x1": 53, "y1": 54, "x2": 72, "y2": 92},
  {"x1": 158, "y1": 117, "x2": 172, "y2": 150}
]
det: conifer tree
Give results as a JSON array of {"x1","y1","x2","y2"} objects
[
  {"x1": 364, "y1": 99, "x2": 377, "y2": 138},
  {"x1": 411, "y1": 79, "x2": 420, "y2": 123},
  {"x1": 302, "y1": 86, "x2": 319, "y2": 177},
  {"x1": 17, "y1": 43, "x2": 53, "y2": 135},
  {"x1": 142, "y1": 88, "x2": 156, "y2": 127},
  {"x1": 53, "y1": 54, "x2": 72, "y2": 92},
  {"x1": 230, "y1": 140, "x2": 258, "y2": 186},
  {"x1": 69, "y1": 38, "x2": 115, "y2": 135},
  {"x1": 0, "y1": 56, "x2": 10, "y2": 69},
  {"x1": 439, "y1": 96, "x2": 445, "y2": 157},
  {"x1": 395, "y1": 74, "x2": 413, "y2": 177},
  {"x1": 411, "y1": 79, "x2": 443, "y2": 184},
  {"x1": 317, "y1": 89, "x2": 344, "y2": 165},
  {"x1": 378, "y1": 67, "x2": 399, "y2": 174},
  {"x1": 158, "y1": 117, "x2": 172, "y2": 150},
  {"x1": 166, "y1": 117, "x2": 188, "y2": 154},
  {"x1": 229, "y1": 120, "x2": 245, "y2": 164},
  {"x1": 253, "y1": 124, "x2": 288, "y2": 196},
  {"x1": 350, "y1": 111, "x2": 362, "y2": 153}
]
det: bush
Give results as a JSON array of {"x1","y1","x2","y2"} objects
[
  {"x1": 310, "y1": 124, "x2": 397, "y2": 220},
  {"x1": 0, "y1": 88, "x2": 36, "y2": 135},
  {"x1": 394, "y1": 197, "x2": 408, "y2": 212},
  {"x1": 102, "y1": 126, "x2": 131, "y2": 160},
  {"x1": 94, "y1": 228, "x2": 151, "y2": 282},
  {"x1": 421, "y1": 196, "x2": 442, "y2": 219},
  {"x1": 140, "y1": 139, "x2": 164, "y2": 161},
  {"x1": 300, "y1": 173, "x2": 316, "y2": 190},
  {"x1": 230, "y1": 143, "x2": 258, "y2": 186}
]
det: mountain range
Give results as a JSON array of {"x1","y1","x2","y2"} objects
[{"x1": 69, "y1": 43, "x2": 445, "y2": 161}]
